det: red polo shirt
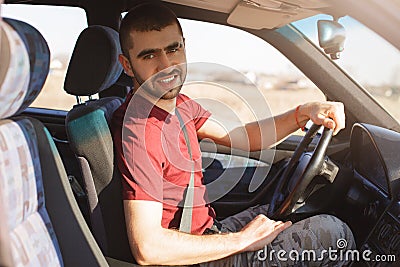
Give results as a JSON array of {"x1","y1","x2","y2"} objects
[{"x1": 112, "y1": 91, "x2": 215, "y2": 234}]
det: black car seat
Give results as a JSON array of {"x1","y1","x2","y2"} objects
[
  {"x1": 0, "y1": 18, "x2": 110, "y2": 267},
  {"x1": 64, "y1": 25, "x2": 133, "y2": 262}
]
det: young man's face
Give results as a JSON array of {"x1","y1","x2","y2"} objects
[{"x1": 122, "y1": 23, "x2": 187, "y2": 100}]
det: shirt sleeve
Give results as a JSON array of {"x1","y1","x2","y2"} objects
[
  {"x1": 179, "y1": 94, "x2": 211, "y2": 130},
  {"x1": 121, "y1": 121, "x2": 165, "y2": 202}
]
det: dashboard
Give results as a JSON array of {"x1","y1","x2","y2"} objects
[{"x1": 347, "y1": 123, "x2": 400, "y2": 264}]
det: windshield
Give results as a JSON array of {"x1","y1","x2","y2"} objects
[{"x1": 293, "y1": 15, "x2": 400, "y2": 123}]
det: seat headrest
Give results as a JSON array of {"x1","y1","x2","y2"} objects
[
  {"x1": 64, "y1": 25, "x2": 123, "y2": 96},
  {"x1": 0, "y1": 18, "x2": 50, "y2": 119}
]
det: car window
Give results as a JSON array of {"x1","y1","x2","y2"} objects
[
  {"x1": 179, "y1": 19, "x2": 326, "y2": 128},
  {"x1": 2, "y1": 4, "x2": 87, "y2": 110},
  {"x1": 293, "y1": 15, "x2": 400, "y2": 123},
  {"x1": 118, "y1": 14, "x2": 327, "y2": 134}
]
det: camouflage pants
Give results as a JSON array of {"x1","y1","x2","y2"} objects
[{"x1": 200, "y1": 205, "x2": 356, "y2": 267}]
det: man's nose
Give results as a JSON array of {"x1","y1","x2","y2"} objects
[{"x1": 157, "y1": 52, "x2": 173, "y2": 72}]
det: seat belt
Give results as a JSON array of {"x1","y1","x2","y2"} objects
[{"x1": 175, "y1": 109, "x2": 195, "y2": 233}]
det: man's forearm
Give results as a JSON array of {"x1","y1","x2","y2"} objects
[
  {"x1": 243, "y1": 106, "x2": 307, "y2": 151},
  {"x1": 212, "y1": 101, "x2": 344, "y2": 151},
  {"x1": 126, "y1": 200, "x2": 248, "y2": 265},
  {"x1": 197, "y1": 105, "x2": 307, "y2": 152},
  {"x1": 134, "y1": 228, "x2": 245, "y2": 265}
]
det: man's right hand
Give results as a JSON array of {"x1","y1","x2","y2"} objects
[{"x1": 239, "y1": 214, "x2": 292, "y2": 252}]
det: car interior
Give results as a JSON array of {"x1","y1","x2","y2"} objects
[{"x1": 1, "y1": 0, "x2": 399, "y2": 266}]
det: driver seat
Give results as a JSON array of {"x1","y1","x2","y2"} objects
[{"x1": 64, "y1": 25, "x2": 133, "y2": 262}]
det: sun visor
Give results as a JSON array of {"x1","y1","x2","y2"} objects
[{"x1": 227, "y1": 0, "x2": 331, "y2": 29}]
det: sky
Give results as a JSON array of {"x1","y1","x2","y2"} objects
[{"x1": 2, "y1": 4, "x2": 399, "y2": 86}]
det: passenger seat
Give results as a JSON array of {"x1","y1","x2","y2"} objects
[{"x1": 0, "y1": 18, "x2": 137, "y2": 267}]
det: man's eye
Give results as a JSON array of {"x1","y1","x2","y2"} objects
[
  {"x1": 143, "y1": 54, "x2": 155, "y2": 60},
  {"x1": 168, "y1": 48, "x2": 178, "y2": 53}
]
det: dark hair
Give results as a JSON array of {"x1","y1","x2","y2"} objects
[{"x1": 119, "y1": 2, "x2": 183, "y2": 57}]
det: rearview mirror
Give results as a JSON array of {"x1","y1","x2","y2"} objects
[{"x1": 317, "y1": 19, "x2": 346, "y2": 60}]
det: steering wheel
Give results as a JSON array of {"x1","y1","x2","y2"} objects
[{"x1": 267, "y1": 123, "x2": 333, "y2": 220}]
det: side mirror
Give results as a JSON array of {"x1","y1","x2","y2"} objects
[{"x1": 317, "y1": 19, "x2": 346, "y2": 60}]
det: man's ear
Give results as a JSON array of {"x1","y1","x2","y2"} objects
[{"x1": 118, "y1": 54, "x2": 134, "y2": 77}]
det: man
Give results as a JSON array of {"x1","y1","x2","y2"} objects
[{"x1": 112, "y1": 2, "x2": 355, "y2": 266}]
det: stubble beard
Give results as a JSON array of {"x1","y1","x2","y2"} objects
[{"x1": 133, "y1": 67, "x2": 186, "y2": 100}]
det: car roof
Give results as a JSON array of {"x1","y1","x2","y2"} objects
[
  {"x1": 3, "y1": 0, "x2": 337, "y2": 26},
  {"x1": 4, "y1": 0, "x2": 400, "y2": 51}
]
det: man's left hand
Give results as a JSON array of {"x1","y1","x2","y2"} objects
[{"x1": 298, "y1": 101, "x2": 345, "y2": 135}]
